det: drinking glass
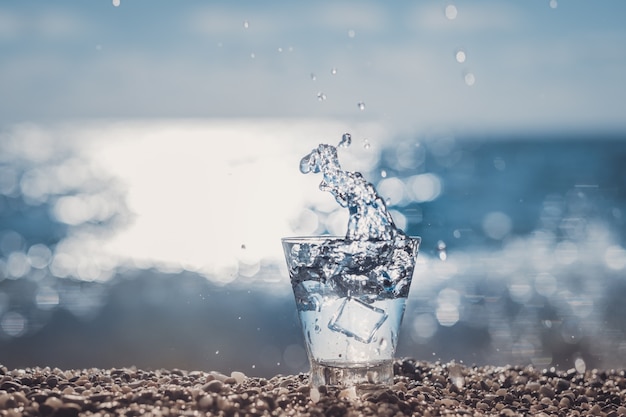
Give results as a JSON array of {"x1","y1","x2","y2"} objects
[{"x1": 282, "y1": 235, "x2": 420, "y2": 388}]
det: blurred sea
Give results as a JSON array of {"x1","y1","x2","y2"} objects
[{"x1": 1, "y1": 119, "x2": 625, "y2": 377}]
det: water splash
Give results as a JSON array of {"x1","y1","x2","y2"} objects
[{"x1": 299, "y1": 134, "x2": 401, "y2": 241}]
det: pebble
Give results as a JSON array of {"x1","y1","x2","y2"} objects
[{"x1": 0, "y1": 360, "x2": 622, "y2": 416}]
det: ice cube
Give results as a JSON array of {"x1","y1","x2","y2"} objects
[{"x1": 328, "y1": 297, "x2": 388, "y2": 343}]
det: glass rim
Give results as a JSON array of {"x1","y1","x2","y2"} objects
[{"x1": 281, "y1": 235, "x2": 421, "y2": 243}]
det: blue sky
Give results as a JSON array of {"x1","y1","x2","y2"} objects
[{"x1": 1, "y1": 1, "x2": 626, "y2": 132}]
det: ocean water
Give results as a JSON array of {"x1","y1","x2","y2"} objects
[{"x1": 1, "y1": 119, "x2": 625, "y2": 376}]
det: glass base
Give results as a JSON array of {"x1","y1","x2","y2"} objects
[{"x1": 309, "y1": 360, "x2": 393, "y2": 388}]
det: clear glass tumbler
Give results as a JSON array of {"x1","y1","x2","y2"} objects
[{"x1": 282, "y1": 235, "x2": 420, "y2": 388}]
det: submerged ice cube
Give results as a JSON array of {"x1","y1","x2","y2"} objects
[{"x1": 328, "y1": 297, "x2": 388, "y2": 343}]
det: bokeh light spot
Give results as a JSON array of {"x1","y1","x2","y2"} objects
[
  {"x1": 1, "y1": 311, "x2": 27, "y2": 337},
  {"x1": 36, "y1": 286, "x2": 60, "y2": 310},
  {"x1": 445, "y1": 5, "x2": 458, "y2": 20},
  {"x1": 377, "y1": 178, "x2": 406, "y2": 207},
  {"x1": 604, "y1": 245, "x2": 626, "y2": 270},
  {"x1": 482, "y1": 211, "x2": 512, "y2": 240},
  {"x1": 412, "y1": 313, "x2": 438, "y2": 340},
  {"x1": 407, "y1": 173, "x2": 442, "y2": 203}
]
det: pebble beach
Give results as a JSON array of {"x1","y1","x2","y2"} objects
[{"x1": 1, "y1": 359, "x2": 625, "y2": 417}]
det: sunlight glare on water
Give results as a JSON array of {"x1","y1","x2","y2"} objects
[{"x1": 66, "y1": 119, "x2": 388, "y2": 282}]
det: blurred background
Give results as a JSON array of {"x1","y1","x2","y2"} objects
[{"x1": 1, "y1": 0, "x2": 626, "y2": 377}]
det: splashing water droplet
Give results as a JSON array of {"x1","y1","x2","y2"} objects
[
  {"x1": 317, "y1": 92, "x2": 327, "y2": 101},
  {"x1": 357, "y1": 102, "x2": 366, "y2": 111},
  {"x1": 331, "y1": 68, "x2": 338, "y2": 75},
  {"x1": 549, "y1": 0, "x2": 558, "y2": 9},
  {"x1": 445, "y1": 5, "x2": 458, "y2": 20},
  {"x1": 299, "y1": 134, "x2": 404, "y2": 240},
  {"x1": 348, "y1": 29, "x2": 356, "y2": 38},
  {"x1": 310, "y1": 73, "x2": 317, "y2": 81},
  {"x1": 455, "y1": 49, "x2": 466, "y2": 63},
  {"x1": 243, "y1": 20, "x2": 250, "y2": 29},
  {"x1": 363, "y1": 139, "x2": 370, "y2": 149},
  {"x1": 215, "y1": 350, "x2": 220, "y2": 355},
  {"x1": 380, "y1": 170, "x2": 387, "y2": 178},
  {"x1": 112, "y1": 0, "x2": 120, "y2": 6},
  {"x1": 339, "y1": 133, "x2": 352, "y2": 148},
  {"x1": 464, "y1": 72, "x2": 476, "y2": 86},
  {"x1": 250, "y1": 52, "x2": 256, "y2": 59},
  {"x1": 277, "y1": 47, "x2": 283, "y2": 53}
]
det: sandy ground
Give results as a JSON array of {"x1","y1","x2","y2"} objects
[{"x1": 1, "y1": 359, "x2": 625, "y2": 416}]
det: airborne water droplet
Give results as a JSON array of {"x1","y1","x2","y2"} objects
[
  {"x1": 455, "y1": 49, "x2": 466, "y2": 63},
  {"x1": 310, "y1": 73, "x2": 317, "y2": 81},
  {"x1": 331, "y1": 67, "x2": 338, "y2": 75},
  {"x1": 243, "y1": 20, "x2": 250, "y2": 29},
  {"x1": 339, "y1": 133, "x2": 352, "y2": 148},
  {"x1": 112, "y1": 0, "x2": 120, "y2": 6},
  {"x1": 357, "y1": 102, "x2": 366, "y2": 111},
  {"x1": 363, "y1": 139, "x2": 370, "y2": 149},
  {"x1": 317, "y1": 92, "x2": 327, "y2": 101}
]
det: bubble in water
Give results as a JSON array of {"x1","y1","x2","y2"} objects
[
  {"x1": 455, "y1": 49, "x2": 466, "y2": 63},
  {"x1": 464, "y1": 72, "x2": 476, "y2": 86},
  {"x1": 317, "y1": 92, "x2": 327, "y2": 101},
  {"x1": 339, "y1": 133, "x2": 352, "y2": 148},
  {"x1": 445, "y1": 5, "x2": 458, "y2": 20},
  {"x1": 112, "y1": 0, "x2": 120, "y2": 6},
  {"x1": 357, "y1": 102, "x2": 366, "y2": 111}
]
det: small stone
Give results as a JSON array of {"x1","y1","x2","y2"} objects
[
  {"x1": 555, "y1": 378, "x2": 570, "y2": 391},
  {"x1": 230, "y1": 371, "x2": 246, "y2": 384},
  {"x1": 44, "y1": 396, "x2": 63, "y2": 409},
  {"x1": 558, "y1": 397, "x2": 571, "y2": 408},
  {"x1": 46, "y1": 376, "x2": 59, "y2": 388},
  {"x1": 539, "y1": 385, "x2": 555, "y2": 398},
  {"x1": 526, "y1": 382, "x2": 541, "y2": 392},
  {"x1": 197, "y1": 395, "x2": 213, "y2": 410},
  {"x1": 0, "y1": 393, "x2": 17, "y2": 409},
  {"x1": 55, "y1": 403, "x2": 81, "y2": 417},
  {"x1": 204, "y1": 380, "x2": 224, "y2": 393},
  {"x1": 589, "y1": 404, "x2": 602, "y2": 416}
]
